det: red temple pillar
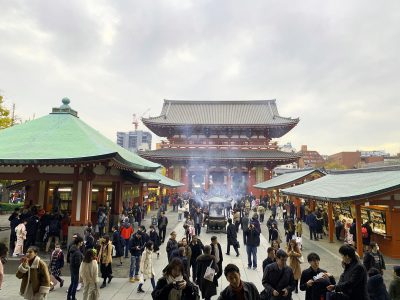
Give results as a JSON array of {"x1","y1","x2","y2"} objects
[
  {"x1": 227, "y1": 169, "x2": 231, "y2": 194},
  {"x1": 205, "y1": 168, "x2": 209, "y2": 192},
  {"x1": 355, "y1": 204, "x2": 363, "y2": 257}
]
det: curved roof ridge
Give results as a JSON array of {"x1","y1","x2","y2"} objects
[{"x1": 329, "y1": 165, "x2": 400, "y2": 175}]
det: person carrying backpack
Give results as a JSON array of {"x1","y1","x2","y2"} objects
[
  {"x1": 46, "y1": 214, "x2": 61, "y2": 252},
  {"x1": 363, "y1": 242, "x2": 386, "y2": 274}
]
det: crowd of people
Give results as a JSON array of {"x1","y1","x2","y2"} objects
[{"x1": 2, "y1": 192, "x2": 400, "y2": 300}]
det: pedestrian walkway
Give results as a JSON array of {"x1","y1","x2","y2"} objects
[{"x1": 0, "y1": 208, "x2": 305, "y2": 299}]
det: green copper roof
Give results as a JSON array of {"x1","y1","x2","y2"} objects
[
  {"x1": 282, "y1": 167, "x2": 400, "y2": 202},
  {"x1": 254, "y1": 168, "x2": 325, "y2": 190},
  {"x1": 0, "y1": 100, "x2": 159, "y2": 171},
  {"x1": 135, "y1": 172, "x2": 184, "y2": 187}
]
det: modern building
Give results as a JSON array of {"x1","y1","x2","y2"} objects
[
  {"x1": 328, "y1": 151, "x2": 361, "y2": 169},
  {"x1": 116, "y1": 130, "x2": 152, "y2": 153},
  {"x1": 277, "y1": 142, "x2": 298, "y2": 170},
  {"x1": 139, "y1": 99, "x2": 301, "y2": 195},
  {"x1": 298, "y1": 145, "x2": 325, "y2": 168}
]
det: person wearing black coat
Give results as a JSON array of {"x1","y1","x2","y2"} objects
[
  {"x1": 262, "y1": 250, "x2": 295, "y2": 300},
  {"x1": 307, "y1": 212, "x2": 318, "y2": 241},
  {"x1": 367, "y1": 268, "x2": 390, "y2": 300},
  {"x1": 226, "y1": 218, "x2": 239, "y2": 256},
  {"x1": 218, "y1": 264, "x2": 260, "y2": 300},
  {"x1": 166, "y1": 232, "x2": 178, "y2": 262},
  {"x1": 210, "y1": 236, "x2": 223, "y2": 280},
  {"x1": 196, "y1": 245, "x2": 219, "y2": 300},
  {"x1": 149, "y1": 225, "x2": 161, "y2": 257},
  {"x1": 244, "y1": 223, "x2": 260, "y2": 269},
  {"x1": 67, "y1": 236, "x2": 84, "y2": 300},
  {"x1": 300, "y1": 252, "x2": 336, "y2": 300},
  {"x1": 112, "y1": 226, "x2": 124, "y2": 265},
  {"x1": 327, "y1": 245, "x2": 369, "y2": 300},
  {"x1": 190, "y1": 235, "x2": 204, "y2": 282},
  {"x1": 152, "y1": 258, "x2": 199, "y2": 300},
  {"x1": 363, "y1": 242, "x2": 386, "y2": 273}
]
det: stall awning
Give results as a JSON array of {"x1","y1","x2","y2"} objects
[
  {"x1": 281, "y1": 166, "x2": 400, "y2": 202},
  {"x1": 254, "y1": 168, "x2": 325, "y2": 190},
  {"x1": 134, "y1": 172, "x2": 184, "y2": 188}
]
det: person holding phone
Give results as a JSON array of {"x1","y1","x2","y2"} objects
[
  {"x1": 16, "y1": 246, "x2": 51, "y2": 299},
  {"x1": 152, "y1": 258, "x2": 199, "y2": 300},
  {"x1": 262, "y1": 249, "x2": 295, "y2": 299}
]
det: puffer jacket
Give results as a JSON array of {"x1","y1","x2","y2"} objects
[{"x1": 139, "y1": 248, "x2": 155, "y2": 279}]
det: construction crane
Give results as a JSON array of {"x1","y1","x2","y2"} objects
[{"x1": 132, "y1": 108, "x2": 151, "y2": 131}]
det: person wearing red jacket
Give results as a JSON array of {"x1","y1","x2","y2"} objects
[{"x1": 120, "y1": 218, "x2": 134, "y2": 258}]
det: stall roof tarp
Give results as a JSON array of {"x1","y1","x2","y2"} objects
[
  {"x1": 134, "y1": 172, "x2": 184, "y2": 188},
  {"x1": 281, "y1": 167, "x2": 400, "y2": 202},
  {"x1": 254, "y1": 168, "x2": 324, "y2": 190}
]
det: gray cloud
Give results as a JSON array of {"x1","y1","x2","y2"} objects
[{"x1": 0, "y1": 0, "x2": 399, "y2": 155}]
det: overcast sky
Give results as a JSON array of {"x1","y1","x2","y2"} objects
[{"x1": 1, "y1": 0, "x2": 399, "y2": 155}]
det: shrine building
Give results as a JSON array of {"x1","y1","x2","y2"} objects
[
  {"x1": 139, "y1": 100, "x2": 300, "y2": 195},
  {"x1": 0, "y1": 99, "x2": 168, "y2": 239}
]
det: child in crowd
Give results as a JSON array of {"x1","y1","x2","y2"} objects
[{"x1": 49, "y1": 243, "x2": 65, "y2": 291}]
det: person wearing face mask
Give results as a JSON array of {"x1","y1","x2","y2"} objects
[
  {"x1": 16, "y1": 246, "x2": 51, "y2": 299},
  {"x1": 218, "y1": 264, "x2": 260, "y2": 300},
  {"x1": 326, "y1": 245, "x2": 369, "y2": 300},
  {"x1": 262, "y1": 249, "x2": 295, "y2": 300},
  {"x1": 49, "y1": 243, "x2": 65, "y2": 291},
  {"x1": 152, "y1": 258, "x2": 199, "y2": 300},
  {"x1": 299, "y1": 252, "x2": 335, "y2": 300},
  {"x1": 363, "y1": 242, "x2": 386, "y2": 274}
]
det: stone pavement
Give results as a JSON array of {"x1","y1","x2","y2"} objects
[{"x1": 0, "y1": 209, "x2": 399, "y2": 299}]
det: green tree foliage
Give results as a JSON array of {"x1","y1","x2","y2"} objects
[
  {"x1": 0, "y1": 96, "x2": 12, "y2": 129},
  {"x1": 323, "y1": 161, "x2": 347, "y2": 170}
]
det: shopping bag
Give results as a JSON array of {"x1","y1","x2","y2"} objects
[
  {"x1": 203, "y1": 260, "x2": 215, "y2": 282},
  {"x1": 139, "y1": 273, "x2": 145, "y2": 284},
  {"x1": 112, "y1": 245, "x2": 116, "y2": 257}
]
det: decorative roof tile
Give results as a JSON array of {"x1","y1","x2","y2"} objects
[
  {"x1": 0, "y1": 100, "x2": 159, "y2": 171},
  {"x1": 142, "y1": 100, "x2": 299, "y2": 126}
]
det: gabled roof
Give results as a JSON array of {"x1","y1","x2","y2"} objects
[
  {"x1": 139, "y1": 148, "x2": 300, "y2": 161},
  {"x1": 281, "y1": 166, "x2": 400, "y2": 202},
  {"x1": 254, "y1": 168, "x2": 325, "y2": 190},
  {"x1": 134, "y1": 172, "x2": 184, "y2": 187},
  {"x1": 142, "y1": 99, "x2": 299, "y2": 127},
  {"x1": 0, "y1": 99, "x2": 159, "y2": 171}
]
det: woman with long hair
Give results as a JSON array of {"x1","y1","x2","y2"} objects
[
  {"x1": 152, "y1": 258, "x2": 198, "y2": 300},
  {"x1": 79, "y1": 249, "x2": 99, "y2": 300},
  {"x1": 16, "y1": 246, "x2": 51, "y2": 299},
  {"x1": 287, "y1": 238, "x2": 302, "y2": 293},
  {"x1": 137, "y1": 241, "x2": 156, "y2": 293},
  {"x1": 97, "y1": 235, "x2": 113, "y2": 289}
]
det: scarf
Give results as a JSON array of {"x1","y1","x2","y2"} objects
[
  {"x1": 166, "y1": 274, "x2": 183, "y2": 300},
  {"x1": 231, "y1": 281, "x2": 245, "y2": 300}
]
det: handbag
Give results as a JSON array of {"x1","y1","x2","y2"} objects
[
  {"x1": 235, "y1": 240, "x2": 240, "y2": 248},
  {"x1": 203, "y1": 260, "x2": 216, "y2": 282}
]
